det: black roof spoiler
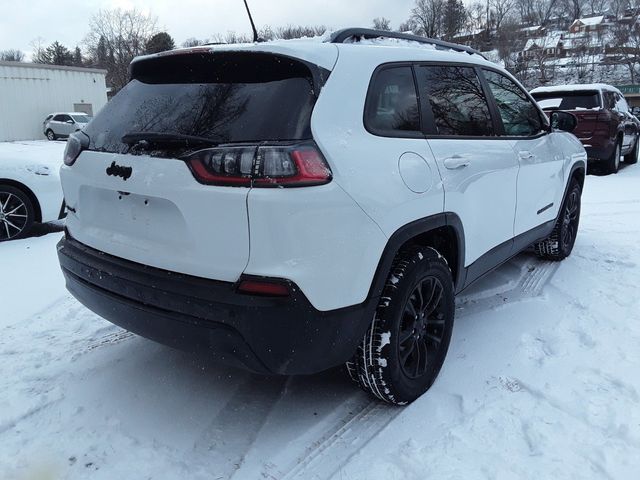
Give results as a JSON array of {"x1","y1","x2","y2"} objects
[{"x1": 327, "y1": 28, "x2": 486, "y2": 60}]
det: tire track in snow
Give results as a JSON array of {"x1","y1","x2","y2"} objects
[
  {"x1": 189, "y1": 375, "x2": 289, "y2": 480},
  {"x1": 456, "y1": 256, "x2": 559, "y2": 317},
  {"x1": 278, "y1": 398, "x2": 401, "y2": 480}
]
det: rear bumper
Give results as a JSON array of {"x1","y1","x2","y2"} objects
[
  {"x1": 57, "y1": 235, "x2": 376, "y2": 375},
  {"x1": 581, "y1": 139, "x2": 615, "y2": 161}
]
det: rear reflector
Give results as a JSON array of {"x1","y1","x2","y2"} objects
[
  {"x1": 185, "y1": 141, "x2": 331, "y2": 187},
  {"x1": 237, "y1": 280, "x2": 290, "y2": 297}
]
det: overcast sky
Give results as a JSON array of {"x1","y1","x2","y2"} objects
[{"x1": 0, "y1": 0, "x2": 416, "y2": 59}]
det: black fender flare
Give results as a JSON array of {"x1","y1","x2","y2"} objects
[{"x1": 367, "y1": 213, "x2": 466, "y2": 300}]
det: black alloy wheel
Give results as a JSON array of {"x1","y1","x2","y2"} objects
[{"x1": 398, "y1": 276, "x2": 446, "y2": 379}]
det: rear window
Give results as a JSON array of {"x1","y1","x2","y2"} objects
[
  {"x1": 84, "y1": 52, "x2": 325, "y2": 155},
  {"x1": 532, "y1": 91, "x2": 601, "y2": 110}
]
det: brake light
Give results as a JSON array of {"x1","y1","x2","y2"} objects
[
  {"x1": 185, "y1": 142, "x2": 332, "y2": 187},
  {"x1": 237, "y1": 279, "x2": 290, "y2": 297}
]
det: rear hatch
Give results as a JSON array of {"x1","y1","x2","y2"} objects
[
  {"x1": 532, "y1": 89, "x2": 603, "y2": 138},
  {"x1": 61, "y1": 49, "x2": 330, "y2": 281}
]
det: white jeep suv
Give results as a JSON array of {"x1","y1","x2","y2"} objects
[{"x1": 57, "y1": 29, "x2": 587, "y2": 404}]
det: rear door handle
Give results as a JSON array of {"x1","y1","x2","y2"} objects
[
  {"x1": 443, "y1": 155, "x2": 471, "y2": 169},
  {"x1": 518, "y1": 151, "x2": 535, "y2": 161}
]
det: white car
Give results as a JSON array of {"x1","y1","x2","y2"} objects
[
  {"x1": 56, "y1": 29, "x2": 587, "y2": 404},
  {"x1": 0, "y1": 141, "x2": 66, "y2": 241},
  {"x1": 43, "y1": 112, "x2": 92, "y2": 141}
]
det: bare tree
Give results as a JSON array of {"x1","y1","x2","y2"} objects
[
  {"x1": 182, "y1": 38, "x2": 205, "y2": 48},
  {"x1": 558, "y1": 0, "x2": 585, "y2": 20},
  {"x1": 612, "y1": 21, "x2": 640, "y2": 83},
  {"x1": 411, "y1": 0, "x2": 445, "y2": 38},
  {"x1": 373, "y1": 17, "x2": 392, "y2": 31},
  {"x1": 468, "y1": 1, "x2": 488, "y2": 30},
  {"x1": 568, "y1": 37, "x2": 597, "y2": 81},
  {"x1": 84, "y1": 8, "x2": 158, "y2": 92},
  {"x1": 275, "y1": 25, "x2": 326, "y2": 39},
  {"x1": 534, "y1": 0, "x2": 560, "y2": 25},
  {"x1": 0, "y1": 49, "x2": 25, "y2": 62},
  {"x1": 398, "y1": 18, "x2": 419, "y2": 33},
  {"x1": 490, "y1": 0, "x2": 516, "y2": 31}
]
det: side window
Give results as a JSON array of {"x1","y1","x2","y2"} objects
[
  {"x1": 482, "y1": 69, "x2": 543, "y2": 136},
  {"x1": 603, "y1": 92, "x2": 616, "y2": 110},
  {"x1": 418, "y1": 65, "x2": 494, "y2": 136},
  {"x1": 53, "y1": 114, "x2": 65, "y2": 122},
  {"x1": 364, "y1": 66, "x2": 421, "y2": 137},
  {"x1": 615, "y1": 93, "x2": 629, "y2": 113}
]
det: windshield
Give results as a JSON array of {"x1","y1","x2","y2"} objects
[
  {"x1": 84, "y1": 52, "x2": 323, "y2": 156},
  {"x1": 71, "y1": 115, "x2": 90, "y2": 123},
  {"x1": 532, "y1": 91, "x2": 601, "y2": 110}
]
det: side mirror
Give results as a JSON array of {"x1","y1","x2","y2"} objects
[
  {"x1": 66, "y1": 119, "x2": 74, "y2": 124},
  {"x1": 550, "y1": 111, "x2": 577, "y2": 133}
]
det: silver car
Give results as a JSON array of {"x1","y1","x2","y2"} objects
[{"x1": 43, "y1": 112, "x2": 92, "y2": 141}]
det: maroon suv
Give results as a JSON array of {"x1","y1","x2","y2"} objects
[{"x1": 531, "y1": 84, "x2": 640, "y2": 174}]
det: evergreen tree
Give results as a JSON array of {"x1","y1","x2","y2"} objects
[{"x1": 145, "y1": 32, "x2": 175, "y2": 54}]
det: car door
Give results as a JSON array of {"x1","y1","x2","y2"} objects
[
  {"x1": 614, "y1": 92, "x2": 636, "y2": 151},
  {"x1": 60, "y1": 114, "x2": 75, "y2": 136},
  {"x1": 416, "y1": 64, "x2": 519, "y2": 272},
  {"x1": 480, "y1": 68, "x2": 565, "y2": 236},
  {"x1": 51, "y1": 114, "x2": 65, "y2": 136}
]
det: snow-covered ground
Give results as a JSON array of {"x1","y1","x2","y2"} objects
[{"x1": 1, "y1": 144, "x2": 639, "y2": 479}]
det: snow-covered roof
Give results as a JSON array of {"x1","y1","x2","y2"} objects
[
  {"x1": 531, "y1": 83, "x2": 622, "y2": 95},
  {"x1": 453, "y1": 28, "x2": 485, "y2": 39},
  {"x1": 520, "y1": 25, "x2": 543, "y2": 32},
  {"x1": 571, "y1": 16, "x2": 605, "y2": 27}
]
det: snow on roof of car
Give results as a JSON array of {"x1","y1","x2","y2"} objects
[
  {"x1": 530, "y1": 83, "x2": 623, "y2": 95},
  {"x1": 48, "y1": 112, "x2": 91, "y2": 116}
]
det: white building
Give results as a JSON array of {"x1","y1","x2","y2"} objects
[{"x1": 0, "y1": 62, "x2": 108, "y2": 142}]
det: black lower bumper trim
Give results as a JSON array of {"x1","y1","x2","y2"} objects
[{"x1": 57, "y1": 235, "x2": 376, "y2": 375}]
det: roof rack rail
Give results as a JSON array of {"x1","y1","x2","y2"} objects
[{"x1": 327, "y1": 28, "x2": 486, "y2": 60}]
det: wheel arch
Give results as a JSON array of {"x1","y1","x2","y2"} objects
[
  {"x1": 0, "y1": 179, "x2": 42, "y2": 222},
  {"x1": 368, "y1": 213, "x2": 466, "y2": 299}
]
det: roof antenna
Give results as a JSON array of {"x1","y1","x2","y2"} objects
[{"x1": 242, "y1": 0, "x2": 262, "y2": 42}]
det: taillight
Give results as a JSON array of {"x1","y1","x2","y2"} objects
[
  {"x1": 187, "y1": 146, "x2": 254, "y2": 187},
  {"x1": 237, "y1": 279, "x2": 290, "y2": 297},
  {"x1": 185, "y1": 141, "x2": 332, "y2": 187},
  {"x1": 63, "y1": 132, "x2": 89, "y2": 166}
]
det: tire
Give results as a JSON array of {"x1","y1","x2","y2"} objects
[
  {"x1": 0, "y1": 185, "x2": 36, "y2": 241},
  {"x1": 604, "y1": 140, "x2": 621, "y2": 174},
  {"x1": 624, "y1": 135, "x2": 639, "y2": 164},
  {"x1": 349, "y1": 246, "x2": 455, "y2": 405},
  {"x1": 46, "y1": 129, "x2": 56, "y2": 141},
  {"x1": 534, "y1": 180, "x2": 581, "y2": 261}
]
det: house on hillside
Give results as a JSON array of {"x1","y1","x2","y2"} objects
[
  {"x1": 519, "y1": 25, "x2": 546, "y2": 38},
  {"x1": 569, "y1": 16, "x2": 612, "y2": 33},
  {"x1": 0, "y1": 62, "x2": 108, "y2": 142}
]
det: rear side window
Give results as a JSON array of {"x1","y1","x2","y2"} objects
[
  {"x1": 419, "y1": 65, "x2": 494, "y2": 136},
  {"x1": 364, "y1": 66, "x2": 421, "y2": 137},
  {"x1": 84, "y1": 52, "x2": 324, "y2": 155},
  {"x1": 482, "y1": 69, "x2": 543, "y2": 137},
  {"x1": 533, "y1": 91, "x2": 601, "y2": 110}
]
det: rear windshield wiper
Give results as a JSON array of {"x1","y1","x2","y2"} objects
[{"x1": 121, "y1": 132, "x2": 222, "y2": 148}]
